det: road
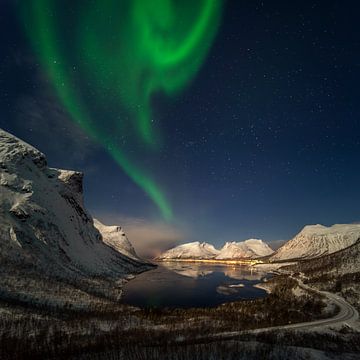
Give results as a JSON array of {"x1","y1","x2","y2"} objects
[
  {"x1": 176, "y1": 276, "x2": 359, "y2": 343},
  {"x1": 274, "y1": 277, "x2": 359, "y2": 331}
]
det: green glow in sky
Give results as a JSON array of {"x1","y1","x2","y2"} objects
[{"x1": 21, "y1": 0, "x2": 222, "y2": 220}]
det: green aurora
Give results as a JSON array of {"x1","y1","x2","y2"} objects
[{"x1": 20, "y1": 0, "x2": 223, "y2": 220}]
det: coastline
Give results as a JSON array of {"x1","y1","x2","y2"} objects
[
  {"x1": 254, "y1": 282, "x2": 272, "y2": 294},
  {"x1": 154, "y1": 258, "x2": 263, "y2": 266}
]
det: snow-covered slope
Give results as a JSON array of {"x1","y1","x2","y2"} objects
[
  {"x1": 0, "y1": 129, "x2": 150, "y2": 282},
  {"x1": 93, "y1": 218, "x2": 140, "y2": 261},
  {"x1": 216, "y1": 239, "x2": 274, "y2": 259},
  {"x1": 271, "y1": 224, "x2": 360, "y2": 261},
  {"x1": 289, "y1": 239, "x2": 360, "y2": 277},
  {"x1": 156, "y1": 241, "x2": 219, "y2": 260},
  {"x1": 286, "y1": 237, "x2": 360, "y2": 311}
]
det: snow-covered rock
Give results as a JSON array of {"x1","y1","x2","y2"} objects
[
  {"x1": 271, "y1": 223, "x2": 360, "y2": 261},
  {"x1": 216, "y1": 239, "x2": 274, "y2": 259},
  {"x1": 93, "y1": 218, "x2": 140, "y2": 261},
  {"x1": 0, "y1": 129, "x2": 150, "y2": 282},
  {"x1": 156, "y1": 241, "x2": 219, "y2": 260}
]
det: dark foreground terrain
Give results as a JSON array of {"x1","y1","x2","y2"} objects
[{"x1": 1, "y1": 275, "x2": 359, "y2": 360}]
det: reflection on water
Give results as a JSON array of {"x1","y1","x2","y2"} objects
[{"x1": 122, "y1": 262, "x2": 271, "y2": 309}]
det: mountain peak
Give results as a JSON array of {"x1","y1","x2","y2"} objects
[
  {"x1": 93, "y1": 218, "x2": 141, "y2": 261},
  {"x1": 58, "y1": 170, "x2": 84, "y2": 196},
  {"x1": 156, "y1": 241, "x2": 219, "y2": 260},
  {"x1": 216, "y1": 239, "x2": 274, "y2": 260},
  {"x1": 0, "y1": 129, "x2": 47, "y2": 169},
  {"x1": 157, "y1": 239, "x2": 274, "y2": 261}
]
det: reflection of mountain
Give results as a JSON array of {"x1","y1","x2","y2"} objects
[
  {"x1": 223, "y1": 268, "x2": 266, "y2": 281},
  {"x1": 160, "y1": 262, "x2": 214, "y2": 279},
  {"x1": 161, "y1": 262, "x2": 267, "y2": 281},
  {"x1": 216, "y1": 285, "x2": 241, "y2": 295}
]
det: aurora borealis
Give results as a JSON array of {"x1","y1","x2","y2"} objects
[
  {"x1": 3, "y1": 0, "x2": 360, "y2": 245},
  {"x1": 20, "y1": 0, "x2": 223, "y2": 220}
]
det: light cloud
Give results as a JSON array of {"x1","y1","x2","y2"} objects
[{"x1": 94, "y1": 214, "x2": 186, "y2": 259}]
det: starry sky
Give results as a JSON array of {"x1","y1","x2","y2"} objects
[{"x1": 1, "y1": 0, "x2": 360, "y2": 251}]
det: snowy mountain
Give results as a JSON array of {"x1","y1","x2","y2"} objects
[
  {"x1": 216, "y1": 239, "x2": 274, "y2": 259},
  {"x1": 93, "y1": 218, "x2": 141, "y2": 261},
  {"x1": 157, "y1": 223, "x2": 360, "y2": 262},
  {"x1": 156, "y1": 241, "x2": 219, "y2": 260},
  {"x1": 289, "y1": 239, "x2": 360, "y2": 278},
  {"x1": 0, "y1": 129, "x2": 150, "y2": 295},
  {"x1": 271, "y1": 223, "x2": 360, "y2": 261},
  {"x1": 157, "y1": 239, "x2": 274, "y2": 261}
]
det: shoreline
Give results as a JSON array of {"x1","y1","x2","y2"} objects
[
  {"x1": 253, "y1": 283, "x2": 272, "y2": 294},
  {"x1": 154, "y1": 258, "x2": 264, "y2": 266}
]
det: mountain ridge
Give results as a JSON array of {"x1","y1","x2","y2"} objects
[
  {"x1": 156, "y1": 241, "x2": 220, "y2": 260},
  {"x1": 93, "y1": 218, "x2": 142, "y2": 261},
  {"x1": 157, "y1": 239, "x2": 274, "y2": 260},
  {"x1": 271, "y1": 223, "x2": 360, "y2": 261},
  {"x1": 216, "y1": 239, "x2": 274, "y2": 259}
]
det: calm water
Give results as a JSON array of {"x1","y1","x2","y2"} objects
[{"x1": 122, "y1": 262, "x2": 271, "y2": 308}]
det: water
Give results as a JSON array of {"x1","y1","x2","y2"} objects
[{"x1": 122, "y1": 262, "x2": 271, "y2": 308}]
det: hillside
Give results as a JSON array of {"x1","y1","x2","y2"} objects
[
  {"x1": 287, "y1": 239, "x2": 360, "y2": 310},
  {"x1": 271, "y1": 223, "x2": 360, "y2": 261},
  {"x1": 0, "y1": 129, "x2": 152, "y2": 305},
  {"x1": 289, "y1": 239, "x2": 360, "y2": 277}
]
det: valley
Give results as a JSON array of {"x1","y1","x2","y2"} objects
[{"x1": 0, "y1": 129, "x2": 359, "y2": 359}]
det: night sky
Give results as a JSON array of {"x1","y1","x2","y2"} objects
[{"x1": 1, "y1": 0, "x2": 360, "y2": 250}]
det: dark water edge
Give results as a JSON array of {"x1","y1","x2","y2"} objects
[{"x1": 122, "y1": 262, "x2": 271, "y2": 309}]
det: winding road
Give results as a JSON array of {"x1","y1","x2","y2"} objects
[
  {"x1": 275, "y1": 277, "x2": 359, "y2": 331},
  {"x1": 176, "y1": 275, "x2": 359, "y2": 343},
  {"x1": 247, "y1": 277, "x2": 359, "y2": 333}
]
